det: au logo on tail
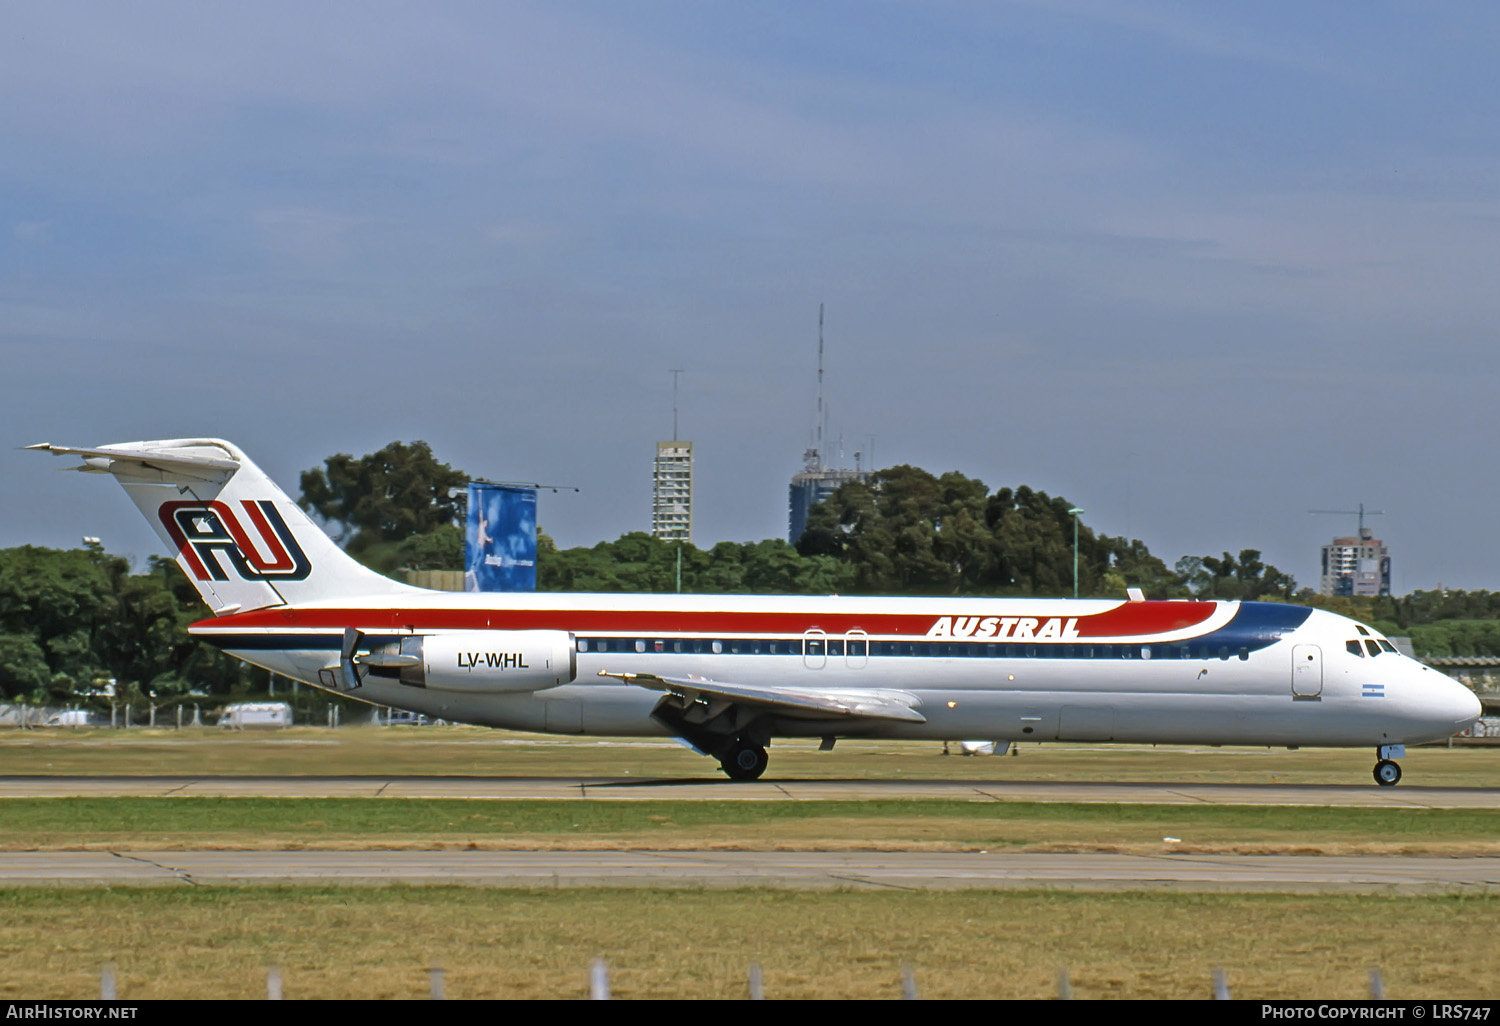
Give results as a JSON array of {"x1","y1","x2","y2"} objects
[{"x1": 159, "y1": 500, "x2": 311, "y2": 581}]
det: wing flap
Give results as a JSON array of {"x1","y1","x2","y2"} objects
[{"x1": 598, "y1": 670, "x2": 926, "y2": 723}]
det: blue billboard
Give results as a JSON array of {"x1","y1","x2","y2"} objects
[{"x1": 465, "y1": 483, "x2": 537, "y2": 592}]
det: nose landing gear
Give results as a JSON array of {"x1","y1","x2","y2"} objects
[{"x1": 1372, "y1": 744, "x2": 1406, "y2": 787}]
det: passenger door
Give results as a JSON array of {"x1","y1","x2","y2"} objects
[{"x1": 1291, "y1": 644, "x2": 1323, "y2": 699}]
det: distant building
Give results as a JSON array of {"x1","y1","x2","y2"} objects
[
  {"x1": 787, "y1": 304, "x2": 873, "y2": 545},
  {"x1": 1320, "y1": 527, "x2": 1391, "y2": 597},
  {"x1": 652, "y1": 441, "x2": 693, "y2": 543},
  {"x1": 789, "y1": 465, "x2": 868, "y2": 545}
]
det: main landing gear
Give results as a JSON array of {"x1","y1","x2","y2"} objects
[
  {"x1": 719, "y1": 740, "x2": 769, "y2": 781},
  {"x1": 1372, "y1": 744, "x2": 1406, "y2": 787}
]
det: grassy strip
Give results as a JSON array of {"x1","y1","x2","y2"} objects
[
  {"x1": 5, "y1": 724, "x2": 1499, "y2": 781},
  {"x1": 3, "y1": 726, "x2": 1498, "y2": 785},
  {"x1": 4, "y1": 798, "x2": 1499, "y2": 853},
  {"x1": 0, "y1": 886, "x2": 1494, "y2": 999}
]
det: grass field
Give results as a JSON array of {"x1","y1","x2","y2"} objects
[
  {"x1": 4, "y1": 724, "x2": 1499, "y2": 786},
  {"x1": 0, "y1": 887, "x2": 1494, "y2": 1000},
  {"x1": 4, "y1": 797, "x2": 1500, "y2": 855},
  {"x1": 3, "y1": 727, "x2": 1496, "y2": 1000}
]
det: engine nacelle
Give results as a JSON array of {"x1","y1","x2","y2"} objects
[{"x1": 390, "y1": 630, "x2": 576, "y2": 693}]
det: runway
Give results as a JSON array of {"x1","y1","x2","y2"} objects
[
  {"x1": 1, "y1": 850, "x2": 1496, "y2": 892},
  {"x1": 3, "y1": 774, "x2": 1498, "y2": 806}
]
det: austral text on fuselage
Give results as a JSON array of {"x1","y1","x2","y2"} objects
[{"x1": 925, "y1": 616, "x2": 1081, "y2": 640}]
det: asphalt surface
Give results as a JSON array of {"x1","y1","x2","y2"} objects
[
  {"x1": 5, "y1": 774, "x2": 1497, "y2": 892},
  {"x1": 1, "y1": 850, "x2": 1496, "y2": 892},
  {"x1": 2, "y1": 774, "x2": 1498, "y2": 806}
]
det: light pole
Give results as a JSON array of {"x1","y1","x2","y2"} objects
[{"x1": 1068, "y1": 507, "x2": 1085, "y2": 598}]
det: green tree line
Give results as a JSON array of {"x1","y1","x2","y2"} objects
[{"x1": 2, "y1": 441, "x2": 1493, "y2": 701}]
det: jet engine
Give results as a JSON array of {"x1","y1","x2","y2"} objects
[{"x1": 362, "y1": 630, "x2": 577, "y2": 693}]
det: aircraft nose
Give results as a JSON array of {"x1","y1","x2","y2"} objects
[
  {"x1": 1433, "y1": 669, "x2": 1483, "y2": 728},
  {"x1": 1453, "y1": 681, "x2": 1483, "y2": 726}
]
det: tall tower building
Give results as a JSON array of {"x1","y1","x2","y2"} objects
[
  {"x1": 652, "y1": 440, "x2": 693, "y2": 543},
  {"x1": 788, "y1": 305, "x2": 869, "y2": 544},
  {"x1": 1320, "y1": 526, "x2": 1391, "y2": 597}
]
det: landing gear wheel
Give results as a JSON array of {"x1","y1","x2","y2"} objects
[
  {"x1": 721, "y1": 742, "x2": 769, "y2": 781},
  {"x1": 1373, "y1": 759, "x2": 1402, "y2": 787}
]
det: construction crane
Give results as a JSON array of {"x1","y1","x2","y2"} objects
[{"x1": 1308, "y1": 503, "x2": 1384, "y2": 534}]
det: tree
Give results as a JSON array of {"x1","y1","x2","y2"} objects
[
  {"x1": 1184, "y1": 550, "x2": 1297, "y2": 601},
  {"x1": 800, "y1": 467, "x2": 1136, "y2": 597},
  {"x1": 298, "y1": 441, "x2": 468, "y2": 560},
  {"x1": 0, "y1": 547, "x2": 251, "y2": 702}
]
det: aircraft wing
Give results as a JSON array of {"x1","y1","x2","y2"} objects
[{"x1": 597, "y1": 670, "x2": 926, "y2": 723}]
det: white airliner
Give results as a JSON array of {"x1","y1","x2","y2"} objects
[{"x1": 30, "y1": 438, "x2": 1481, "y2": 785}]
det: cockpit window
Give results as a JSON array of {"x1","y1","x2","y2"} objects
[
  {"x1": 1364, "y1": 640, "x2": 1381, "y2": 657},
  {"x1": 1355, "y1": 625, "x2": 1370, "y2": 636},
  {"x1": 1378, "y1": 640, "x2": 1397, "y2": 653},
  {"x1": 1346, "y1": 640, "x2": 1364, "y2": 657}
]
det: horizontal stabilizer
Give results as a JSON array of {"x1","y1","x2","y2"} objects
[
  {"x1": 598, "y1": 670, "x2": 926, "y2": 723},
  {"x1": 26, "y1": 442, "x2": 240, "y2": 483}
]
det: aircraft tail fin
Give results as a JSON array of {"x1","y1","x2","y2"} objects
[{"x1": 27, "y1": 439, "x2": 420, "y2": 615}]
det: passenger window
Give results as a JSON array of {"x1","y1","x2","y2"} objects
[
  {"x1": 711, "y1": 641, "x2": 722, "y2": 655},
  {"x1": 634, "y1": 640, "x2": 646, "y2": 654},
  {"x1": 1365, "y1": 640, "x2": 1381, "y2": 657},
  {"x1": 577, "y1": 639, "x2": 589, "y2": 652},
  {"x1": 1347, "y1": 641, "x2": 1364, "y2": 657}
]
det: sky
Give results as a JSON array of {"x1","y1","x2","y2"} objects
[{"x1": 4, "y1": 1, "x2": 1500, "y2": 594}]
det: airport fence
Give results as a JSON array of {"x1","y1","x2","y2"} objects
[{"x1": 88, "y1": 960, "x2": 1396, "y2": 1000}]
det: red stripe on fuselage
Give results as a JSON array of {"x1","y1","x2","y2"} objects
[{"x1": 193, "y1": 601, "x2": 1219, "y2": 639}]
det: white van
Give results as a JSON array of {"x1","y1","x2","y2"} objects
[{"x1": 219, "y1": 702, "x2": 293, "y2": 729}]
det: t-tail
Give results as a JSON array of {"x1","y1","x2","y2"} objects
[{"x1": 27, "y1": 438, "x2": 418, "y2": 615}]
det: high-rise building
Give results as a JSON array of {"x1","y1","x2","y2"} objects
[
  {"x1": 652, "y1": 440, "x2": 693, "y2": 543},
  {"x1": 1320, "y1": 527, "x2": 1391, "y2": 597}
]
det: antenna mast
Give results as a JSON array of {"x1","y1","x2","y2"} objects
[
  {"x1": 670, "y1": 368, "x2": 684, "y2": 441},
  {"x1": 817, "y1": 303, "x2": 825, "y2": 471}
]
